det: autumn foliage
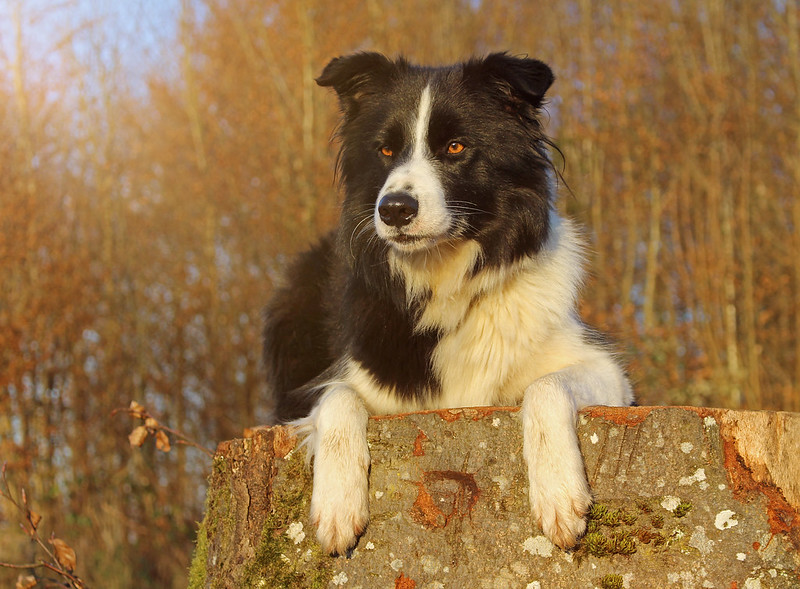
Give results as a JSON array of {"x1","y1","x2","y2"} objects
[{"x1": 2, "y1": 0, "x2": 800, "y2": 586}]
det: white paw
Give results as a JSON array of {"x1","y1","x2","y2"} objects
[
  {"x1": 303, "y1": 385, "x2": 371, "y2": 556},
  {"x1": 310, "y1": 450, "x2": 370, "y2": 555},
  {"x1": 522, "y1": 373, "x2": 592, "y2": 549},
  {"x1": 528, "y1": 472, "x2": 592, "y2": 549}
]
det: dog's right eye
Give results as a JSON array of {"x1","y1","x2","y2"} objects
[
  {"x1": 447, "y1": 141, "x2": 465, "y2": 155},
  {"x1": 380, "y1": 146, "x2": 394, "y2": 157}
]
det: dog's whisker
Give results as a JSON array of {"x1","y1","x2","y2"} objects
[
  {"x1": 448, "y1": 201, "x2": 489, "y2": 216},
  {"x1": 349, "y1": 215, "x2": 375, "y2": 258}
]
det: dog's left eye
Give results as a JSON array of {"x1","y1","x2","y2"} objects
[
  {"x1": 447, "y1": 142, "x2": 465, "y2": 155},
  {"x1": 380, "y1": 146, "x2": 394, "y2": 157}
]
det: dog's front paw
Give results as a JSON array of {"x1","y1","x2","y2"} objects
[
  {"x1": 529, "y1": 479, "x2": 592, "y2": 549},
  {"x1": 310, "y1": 483, "x2": 369, "y2": 556},
  {"x1": 302, "y1": 385, "x2": 371, "y2": 556},
  {"x1": 522, "y1": 372, "x2": 596, "y2": 549},
  {"x1": 309, "y1": 427, "x2": 370, "y2": 555}
]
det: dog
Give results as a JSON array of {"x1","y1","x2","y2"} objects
[{"x1": 263, "y1": 52, "x2": 633, "y2": 556}]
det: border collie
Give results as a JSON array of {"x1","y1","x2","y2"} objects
[{"x1": 263, "y1": 52, "x2": 633, "y2": 555}]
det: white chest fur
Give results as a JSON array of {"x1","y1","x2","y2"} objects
[{"x1": 350, "y1": 212, "x2": 593, "y2": 414}]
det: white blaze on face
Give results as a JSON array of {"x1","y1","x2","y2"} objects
[
  {"x1": 411, "y1": 84, "x2": 433, "y2": 158},
  {"x1": 374, "y1": 85, "x2": 451, "y2": 251}
]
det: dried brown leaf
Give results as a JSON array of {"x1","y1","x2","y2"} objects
[
  {"x1": 15, "y1": 574, "x2": 37, "y2": 589},
  {"x1": 144, "y1": 417, "x2": 159, "y2": 429},
  {"x1": 155, "y1": 430, "x2": 171, "y2": 452},
  {"x1": 129, "y1": 400, "x2": 146, "y2": 419},
  {"x1": 128, "y1": 425, "x2": 148, "y2": 447},
  {"x1": 49, "y1": 537, "x2": 77, "y2": 572},
  {"x1": 27, "y1": 508, "x2": 41, "y2": 530}
]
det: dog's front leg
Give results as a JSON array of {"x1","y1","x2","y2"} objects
[
  {"x1": 522, "y1": 369, "x2": 593, "y2": 549},
  {"x1": 304, "y1": 385, "x2": 370, "y2": 556}
]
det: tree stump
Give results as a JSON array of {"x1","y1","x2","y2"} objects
[{"x1": 189, "y1": 407, "x2": 800, "y2": 588}]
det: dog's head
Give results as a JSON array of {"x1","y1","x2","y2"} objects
[{"x1": 318, "y1": 52, "x2": 557, "y2": 268}]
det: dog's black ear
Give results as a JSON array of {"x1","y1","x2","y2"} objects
[
  {"x1": 317, "y1": 52, "x2": 396, "y2": 115},
  {"x1": 464, "y1": 53, "x2": 554, "y2": 112}
]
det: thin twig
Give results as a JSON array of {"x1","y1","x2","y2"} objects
[
  {"x1": 0, "y1": 561, "x2": 42, "y2": 569},
  {"x1": 41, "y1": 561, "x2": 85, "y2": 587},
  {"x1": 0, "y1": 464, "x2": 87, "y2": 587},
  {"x1": 156, "y1": 424, "x2": 215, "y2": 458},
  {"x1": 112, "y1": 404, "x2": 215, "y2": 458}
]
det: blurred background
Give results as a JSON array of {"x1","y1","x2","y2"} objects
[{"x1": 1, "y1": 0, "x2": 798, "y2": 586}]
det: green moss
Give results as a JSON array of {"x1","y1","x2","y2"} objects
[
  {"x1": 673, "y1": 501, "x2": 693, "y2": 518},
  {"x1": 588, "y1": 503, "x2": 609, "y2": 521},
  {"x1": 188, "y1": 455, "x2": 235, "y2": 589},
  {"x1": 187, "y1": 444, "x2": 334, "y2": 589},
  {"x1": 241, "y1": 451, "x2": 333, "y2": 589},
  {"x1": 600, "y1": 574, "x2": 624, "y2": 589},
  {"x1": 215, "y1": 464, "x2": 240, "y2": 583},
  {"x1": 584, "y1": 528, "x2": 637, "y2": 556},
  {"x1": 581, "y1": 502, "x2": 652, "y2": 557},
  {"x1": 587, "y1": 504, "x2": 637, "y2": 528},
  {"x1": 581, "y1": 498, "x2": 690, "y2": 559},
  {"x1": 187, "y1": 521, "x2": 209, "y2": 589},
  {"x1": 608, "y1": 530, "x2": 637, "y2": 555},
  {"x1": 584, "y1": 531, "x2": 612, "y2": 557},
  {"x1": 604, "y1": 510, "x2": 624, "y2": 527}
]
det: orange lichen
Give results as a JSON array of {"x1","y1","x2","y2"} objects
[
  {"x1": 410, "y1": 482, "x2": 446, "y2": 528},
  {"x1": 409, "y1": 470, "x2": 480, "y2": 529},
  {"x1": 395, "y1": 573, "x2": 417, "y2": 589},
  {"x1": 413, "y1": 429, "x2": 428, "y2": 456},
  {"x1": 371, "y1": 406, "x2": 520, "y2": 423},
  {"x1": 433, "y1": 406, "x2": 521, "y2": 422},
  {"x1": 582, "y1": 405, "x2": 654, "y2": 426},
  {"x1": 720, "y1": 423, "x2": 800, "y2": 550}
]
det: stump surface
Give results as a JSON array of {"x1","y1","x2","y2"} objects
[{"x1": 189, "y1": 406, "x2": 800, "y2": 588}]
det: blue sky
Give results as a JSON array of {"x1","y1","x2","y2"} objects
[{"x1": 0, "y1": 0, "x2": 182, "y2": 82}]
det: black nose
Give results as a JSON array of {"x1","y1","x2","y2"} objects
[{"x1": 377, "y1": 192, "x2": 418, "y2": 227}]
